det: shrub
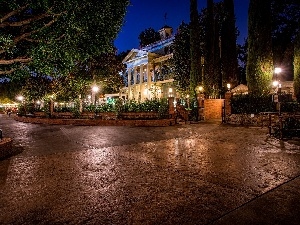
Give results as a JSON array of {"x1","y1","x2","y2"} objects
[
  {"x1": 231, "y1": 94, "x2": 300, "y2": 114},
  {"x1": 231, "y1": 94, "x2": 275, "y2": 114}
]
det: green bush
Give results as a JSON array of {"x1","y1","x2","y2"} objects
[
  {"x1": 231, "y1": 94, "x2": 276, "y2": 114},
  {"x1": 231, "y1": 94, "x2": 300, "y2": 114}
]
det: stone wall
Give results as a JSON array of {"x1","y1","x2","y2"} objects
[
  {"x1": 204, "y1": 99, "x2": 224, "y2": 120},
  {"x1": 226, "y1": 113, "x2": 279, "y2": 127}
]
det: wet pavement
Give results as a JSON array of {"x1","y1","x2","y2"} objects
[{"x1": 0, "y1": 114, "x2": 300, "y2": 224}]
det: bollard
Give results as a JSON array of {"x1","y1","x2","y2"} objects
[{"x1": 0, "y1": 129, "x2": 2, "y2": 140}]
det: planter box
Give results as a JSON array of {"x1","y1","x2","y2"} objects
[
  {"x1": 120, "y1": 112, "x2": 159, "y2": 120},
  {"x1": 96, "y1": 112, "x2": 117, "y2": 120},
  {"x1": 34, "y1": 112, "x2": 47, "y2": 118},
  {"x1": 81, "y1": 112, "x2": 95, "y2": 119},
  {"x1": 53, "y1": 112, "x2": 73, "y2": 118}
]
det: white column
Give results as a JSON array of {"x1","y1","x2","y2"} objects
[
  {"x1": 140, "y1": 65, "x2": 143, "y2": 84},
  {"x1": 133, "y1": 67, "x2": 137, "y2": 85},
  {"x1": 128, "y1": 68, "x2": 132, "y2": 99}
]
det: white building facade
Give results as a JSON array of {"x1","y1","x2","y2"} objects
[{"x1": 122, "y1": 26, "x2": 177, "y2": 101}]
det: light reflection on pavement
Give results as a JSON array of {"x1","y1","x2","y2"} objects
[{"x1": 0, "y1": 114, "x2": 300, "y2": 224}]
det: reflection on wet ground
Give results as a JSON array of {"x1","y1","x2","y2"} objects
[{"x1": 0, "y1": 115, "x2": 300, "y2": 224}]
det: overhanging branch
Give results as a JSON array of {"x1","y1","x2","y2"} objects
[
  {"x1": 0, "y1": 68, "x2": 17, "y2": 75},
  {"x1": 0, "y1": 13, "x2": 50, "y2": 28},
  {"x1": 0, "y1": 58, "x2": 32, "y2": 65},
  {"x1": 0, "y1": 4, "x2": 29, "y2": 22}
]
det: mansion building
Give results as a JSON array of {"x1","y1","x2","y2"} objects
[{"x1": 122, "y1": 26, "x2": 177, "y2": 101}]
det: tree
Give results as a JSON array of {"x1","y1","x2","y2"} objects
[
  {"x1": 204, "y1": 0, "x2": 216, "y2": 97},
  {"x1": 0, "y1": 0, "x2": 129, "y2": 78},
  {"x1": 170, "y1": 22, "x2": 191, "y2": 96},
  {"x1": 90, "y1": 52, "x2": 126, "y2": 94},
  {"x1": 189, "y1": 0, "x2": 202, "y2": 120},
  {"x1": 203, "y1": 0, "x2": 224, "y2": 98},
  {"x1": 138, "y1": 27, "x2": 161, "y2": 47},
  {"x1": 21, "y1": 74, "x2": 52, "y2": 101},
  {"x1": 246, "y1": 0, "x2": 273, "y2": 95},
  {"x1": 294, "y1": 32, "x2": 300, "y2": 102},
  {"x1": 221, "y1": 0, "x2": 239, "y2": 87},
  {"x1": 271, "y1": 0, "x2": 300, "y2": 80},
  {"x1": 237, "y1": 39, "x2": 248, "y2": 84},
  {"x1": 190, "y1": 0, "x2": 202, "y2": 90}
]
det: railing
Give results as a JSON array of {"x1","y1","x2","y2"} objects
[{"x1": 269, "y1": 113, "x2": 300, "y2": 139}]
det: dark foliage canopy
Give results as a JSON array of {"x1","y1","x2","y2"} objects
[
  {"x1": 138, "y1": 27, "x2": 161, "y2": 47},
  {"x1": 0, "y1": 0, "x2": 129, "y2": 78}
]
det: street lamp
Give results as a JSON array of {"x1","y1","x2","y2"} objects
[
  {"x1": 195, "y1": 85, "x2": 204, "y2": 94},
  {"x1": 16, "y1": 95, "x2": 24, "y2": 102},
  {"x1": 274, "y1": 67, "x2": 282, "y2": 94},
  {"x1": 273, "y1": 67, "x2": 282, "y2": 115},
  {"x1": 227, "y1": 83, "x2": 231, "y2": 92},
  {"x1": 91, "y1": 85, "x2": 99, "y2": 105},
  {"x1": 168, "y1": 87, "x2": 173, "y2": 97}
]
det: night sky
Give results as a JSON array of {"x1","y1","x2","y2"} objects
[{"x1": 114, "y1": 0, "x2": 250, "y2": 53}]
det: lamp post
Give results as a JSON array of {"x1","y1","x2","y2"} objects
[
  {"x1": 16, "y1": 95, "x2": 24, "y2": 102},
  {"x1": 227, "y1": 83, "x2": 231, "y2": 92},
  {"x1": 91, "y1": 85, "x2": 99, "y2": 105},
  {"x1": 16, "y1": 95, "x2": 25, "y2": 115},
  {"x1": 186, "y1": 94, "x2": 190, "y2": 109},
  {"x1": 273, "y1": 67, "x2": 282, "y2": 115}
]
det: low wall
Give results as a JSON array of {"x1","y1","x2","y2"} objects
[
  {"x1": 204, "y1": 99, "x2": 224, "y2": 120},
  {"x1": 14, "y1": 116, "x2": 175, "y2": 127},
  {"x1": 0, "y1": 138, "x2": 13, "y2": 160},
  {"x1": 226, "y1": 113, "x2": 279, "y2": 127}
]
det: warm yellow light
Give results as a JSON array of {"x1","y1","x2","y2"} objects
[
  {"x1": 227, "y1": 83, "x2": 231, "y2": 90},
  {"x1": 274, "y1": 67, "x2": 282, "y2": 74},
  {"x1": 92, "y1": 85, "x2": 99, "y2": 93},
  {"x1": 169, "y1": 88, "x2": 173, "y2": 93},
  {"x1": 199, "y1": 86, "x2": 203, "y2": 92},
  {"x1": 273, "y1": 80, "x2": 279, "y2": 87},
  {"x1": 186, "y1": 94, "x2": 190, "y2": 98},
  {"x1": 144, "y1": 88, "x2": 148, "y2": 95},
  {"x1": 16, "y1": 95, "x2": 24, "y2": 101}
]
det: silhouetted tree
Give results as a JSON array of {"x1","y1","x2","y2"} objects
[
  {"x1": 294, "y1": 32, "x2": 300, "y2": 102},
  {"x1": 221, "y1": 0, "x2": 239, "y2": 87},
  {"x1": 138, "y1": 28, "x2": 161, "y2": 47},
  {"x1": 247, "y1": 0, "x2": 273, "y2": 95}
]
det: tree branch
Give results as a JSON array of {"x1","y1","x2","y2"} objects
[
  {"x1": 0, "y1": 68, "x2": 17, "y2": 75},
  {"x1": 13, "y1": 15, "x2": 61, "y2": 44},
  {"x1": 0, "y1": 13, "x2": 50, "y2": 28},
  {"x1": 0, "y1": 4, "x2": 29, "y2": 23},
  {"x1": 0, "y1": 58, "x2": 32, "y2": 65}
]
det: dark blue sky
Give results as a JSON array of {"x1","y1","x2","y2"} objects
[{"x1": 114, "y1": 0, "x2": 249, "y2": 53}]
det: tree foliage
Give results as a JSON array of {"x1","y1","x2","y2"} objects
[
  {"x1": 0, "y1": 0, "x2": 129, "y2": 78},
  {"x1": 170, "y1": 22, "x2": 191, "y2": 96},
  {"x1": 247, "y1": 0, "x2": 273, "y2": 95},
  {"x1": 294, "y1": 32, "x2": 300, "y2": 102},
  {"x1": 271, "y1": 0, "x2": 300, "y2": 80},
  {"x1": 203, "y1": 0, "x2": 225, "y2": 98},
  {"x1": 138, "y1": 27, "x2": 161, "y2": 47},
  {"x1": 221, "y1": 0, "x2": 239, "y2": 87},
  {"x1": 237, "y1": 40, "x2": 248, "y2": 84},
  {"x1": 190, "y1": 0, "x2": 202, "y2": 90},
  {"x1": 89, "y1": 52, "x2": 126, "y2": 94}
]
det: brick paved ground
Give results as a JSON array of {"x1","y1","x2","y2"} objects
[{"x1": 1, "y1": 114, "x2": 300, "y2": 224}]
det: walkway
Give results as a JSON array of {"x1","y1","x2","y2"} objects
[{"x1": 0, "y1": 114, "x2": 300, "y2": 224}]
